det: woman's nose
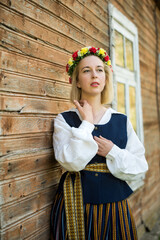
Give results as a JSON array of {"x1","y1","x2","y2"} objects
[{"x1": 92, "y1": 70, "x2": 98, "y2": 78}]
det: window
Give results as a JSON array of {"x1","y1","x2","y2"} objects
[
  {"x1": 109, "y1": 4, "x2": 145, "y2": 190},
  {"x1": 109, "y1": 4, "x2": 144, "y2": 142}
]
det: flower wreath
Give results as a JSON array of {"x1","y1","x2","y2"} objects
[{"x1": 66, "y1": 46, "x2": 113, "y2": 83}]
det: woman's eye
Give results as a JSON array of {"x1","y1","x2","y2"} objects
[
  {"x1": 97, "y1": 69, "x2": 103, "y2": 72},
  {"x1": 83, "y1": 69, "x2": 90, "y2": 73}
]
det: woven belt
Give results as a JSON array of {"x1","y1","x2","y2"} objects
[{"x1": 63, "y1": 163, "x2": 110, "y2": 240}]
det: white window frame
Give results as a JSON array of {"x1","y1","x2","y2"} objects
[{"x1": 109, "y1": 4, "x2": 145, "y2": 190}]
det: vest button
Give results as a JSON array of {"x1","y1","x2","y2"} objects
[
  {"x1": 95, "y1": 173, "x2": 98, "y2": 177},
  {"x1": 94, "y1": 126, "x2": 98, "y2": 130}
]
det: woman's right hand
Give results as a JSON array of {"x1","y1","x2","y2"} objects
[{"x1": 74, "y1": 100, "x2": 93, "y2": 124}]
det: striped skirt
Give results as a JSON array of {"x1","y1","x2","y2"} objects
[{"x1": 50, "y1": 192, "x2": 138, "y2": 240}]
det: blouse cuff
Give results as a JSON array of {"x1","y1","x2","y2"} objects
[
  {"x1": 106, "y1": 144, "x2": 120, "y2": 161},
  {"x1": 79, "y1": 120, "x2": 95, "y2": 133}
]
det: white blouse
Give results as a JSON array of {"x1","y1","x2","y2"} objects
[{"x1": 53, "y1": 108, "x2": 148, "y2": 188}]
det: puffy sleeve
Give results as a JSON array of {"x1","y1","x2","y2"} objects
[
  {"x1": 53, "y1": 113, "x2": 98, "y2": 171},
  {"x1": 106, "y1": 117, "x2": 148, "y2": 181}
]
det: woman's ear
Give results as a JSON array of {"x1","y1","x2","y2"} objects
[{"x1": 76, "y1": 80, "x2": 81, "y2": 88}]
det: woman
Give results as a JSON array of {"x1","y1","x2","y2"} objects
[{"x1": 50, "y1": 46, "x2": 148, "y2": 240}]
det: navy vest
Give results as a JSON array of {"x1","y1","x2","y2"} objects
[{"x1": 57, "y1": 111, "x2": 133, "y2": 204}]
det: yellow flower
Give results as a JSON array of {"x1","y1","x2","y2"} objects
[
  {"x1": 99, "y1": 48, "x2": 106, "y2": 56},
  {"x1": 68, "y1": 58, "x2": 73, "y2": 66},
  {"x1": 80, "y1": 47, "x2": 88, "y2": 56},
  {"x1": 107, "y1": 60, "x2": 111, "y2": 66}
]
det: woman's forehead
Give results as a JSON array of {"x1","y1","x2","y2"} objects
[{"x1": 79, "y1": 55, "x2": 104, "y2": 68}]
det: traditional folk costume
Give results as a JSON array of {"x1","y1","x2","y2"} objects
[
  {"x1": 50, "y1": 46, "x2": 148, "y2": 239},
  {"x1": 50, "y1": 108, "x2": 148, "y2": 240}
]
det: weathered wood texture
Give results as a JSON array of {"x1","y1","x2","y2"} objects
[
  {"x1": 0, "y1": 0, "x2": 160, "y2": 239},
  {"x1": 0, "y1": 0, "x2": 110, "y2": 239}
]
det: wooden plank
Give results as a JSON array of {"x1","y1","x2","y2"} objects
[
  {"x1": 0, "y1": 71, "x2": 71, "y2": 98},
  {"x1": 73, "y1": 0, "x2": 108, "y2": 23},
  {"x1": 32, "y1": 0, "x2": 108, "y2": 34},
  {"x1": 0, "y1": 49, "x2": 68, "y2": 82},
  {"x1": 0, "y1": 167, "x2": 61, "y2": 205},
  {"x1": 0, "y1": 115, "x2": 53, "y2": 136},
  {"x1": 1, "y1": 185, "x2": 57, "y2": 228},
  {"x1": 26, "y1": 225, "x2": 51, "y2": 240},
  {"x1": 0, "y1": 2, "x2": 107, "y2": 47},
  {"x1": 0, "y1": 206, "x2": 52, "y2": 240},
  {"x1": 144, "y1": 126, "x2": 160, "y2": 157},
  {"x1": 8, "y1": 0, "x2": 108, "y2": 44},
  {"x1": 0, "y1": 149, "x2": 59, "y2": 180},
  {"x1": 0, "y1": 3, "x2": 83, "y2": 52},
  {"x1": 0, "y1": 133, "x2": 52, "y2": 157},
  {"x1": 0, "y1": 94, "x2": 71, "y2": 114},
  {"x1": 0, "y1": 27, "x2": 68, "y2": 66}
]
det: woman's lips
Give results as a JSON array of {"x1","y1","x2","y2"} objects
[{"x1": 90, "y1": 82, "x2": 99, "y2": 87}]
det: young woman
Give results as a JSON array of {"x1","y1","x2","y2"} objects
[{"x1": 50, "y1": 46, "x2": 148, "y2": 240}]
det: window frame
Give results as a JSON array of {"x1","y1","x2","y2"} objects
[
  {"x1": 108, "y1": 4, "x2": 145, "y2": 190},
  {"x1": 109, "y1": 3, "x2": 144, "y2": 143}
]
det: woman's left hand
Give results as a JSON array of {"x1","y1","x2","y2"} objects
[{"x1": 94, "y1": 135, "x2": 114, "y2": 157}]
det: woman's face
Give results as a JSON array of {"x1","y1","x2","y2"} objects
[{"x1": 77, "y1": 55, "x2": 106, "y2": 99}]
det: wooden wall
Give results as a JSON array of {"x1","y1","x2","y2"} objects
[{"x1": 0, "y1": 0, "x2": 160, "y2": 239}]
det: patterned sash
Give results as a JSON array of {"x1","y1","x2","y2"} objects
[{"x1": 63, "y1": 163, "x2": 110, "y2": 240}]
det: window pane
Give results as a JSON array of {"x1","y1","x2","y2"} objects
[
  {"x1": 115, "y1": 31, "x2": 124, "y2": 67},
  {"x1": 117, "y1": 82, "x2": 126, "y2": 114},
  {"x1": 129, "y1": 86, "x2": 137, "y2": 131},
  {"x1": 125, "y1": 38, "x2": 134, "y2": 71}
]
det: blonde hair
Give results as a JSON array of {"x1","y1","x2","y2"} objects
[{"x1": 70, "y1": 63, "x2": 114, "y2": 104}]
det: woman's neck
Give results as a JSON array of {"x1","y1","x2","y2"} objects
[{"x1": 80, "y1": 95, "x2": 106, "y2": 124}]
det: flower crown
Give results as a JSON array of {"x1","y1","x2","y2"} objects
[{"x1": 66, "y1": 46, "x2": 113, "y2": 83}]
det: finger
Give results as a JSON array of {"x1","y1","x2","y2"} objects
[
  {"x1": 94, "y1": 136, "x2": 105, "y2": 143},
  {"x1": 99, "y1": 136, "x2": 110, "y2": 142},
  {"x1": 99, "y1": 135, "x2": 108, "y2": 141},
  {"x1": 94, "y1": 136, "x2": 102, "y2": 143},
  {"x1": 74, "y1": 100, "x2": 82, "y2": 109}
]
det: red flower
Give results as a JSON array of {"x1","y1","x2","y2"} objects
[
  {"x1": 69, "y1": 77, "x2": 72, "y2": 84},
  {"x1": 66, "y1": 64, "x2": 69, "y2": 72},
  {"x1": 72, "y1": 51, "x2": 78, "y2": 60},
  {"x1": 110, "y1": 66, "x2": 113, "y2": 72},
  {"x1": 89, "y1": 47, "x2": 97, "y2": 53},
  {"x1": 104, "y1": 55, "x2": 110, "y2": 62}
]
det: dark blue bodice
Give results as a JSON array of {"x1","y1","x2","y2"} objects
[{"x1": 57, "y1": 111, "x2": 133, "y2": 204}]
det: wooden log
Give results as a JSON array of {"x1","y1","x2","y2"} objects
[
  {"x1": 69, "y1": 0, "x2": 108, "y2": 22},
  {"x1": 8, "y1": 0, "x2": 108, "y2": 44},
  {"x1": 0, "y1": 1, "x2": 107, "y2": 47},
  {"x1": 0, "y1": 149, "x2": 58, "y2": 180},
  {"x1": 0, "y1": 94, "x2": 71, "y2": 114},
  {"x1": 0, "y1": 27, "x2": 69, "y2": 66},
  {"x1": 0, "y1": 71, "x2": 71, "y2": 99},
  {"x1": 0, "y1": 3, "x2": 82, "y2": 52},
  {"x1": 0, "y1": 27, "x2": 69, "y2": 65},
  {"x1": 0, "y1": 167, "x2": 61, "y2": 205},
  {"x1": 0, "y1": 185, "x2": 57, "y2": 228},
  {"x1": 0, "y1": 115, "x2": 54, "y2": 135},
  {"x1": 0, "y1": 49, "x2": 68, "y2": 82},
  {"x1": 32, "y1": 0, "x2": 108, "y2": 35},
  {"x1": 26, "y1": 225, "x2": 51, "y2": 240},
  {"x1": 0, "y1": 206, "x2": 52, "y2": 240},
  {"x1": 0, "y1": 133, "x2": 52, "y2": 157}
]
